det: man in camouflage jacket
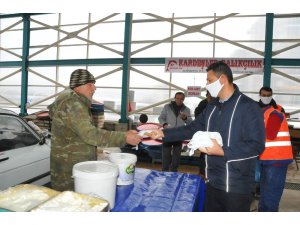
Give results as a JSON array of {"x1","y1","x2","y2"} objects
[{"x1": 48, "y1": 69, "x2": 141, "y2": 191}]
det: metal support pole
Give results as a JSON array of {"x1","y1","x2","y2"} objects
[
  {"x1": 119, "y1": 13, "x2": 132, "y2": 123},
  {"x1": 263, "y1": 13, "x2": 274, "y2": 87},
  {"x1": 20, "y1": 14, "x2": 30, "y2": 116}
]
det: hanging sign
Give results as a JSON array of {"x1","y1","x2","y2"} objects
[
  {"x1": 187, "y1": 86, "x2": 202, "y2": 97},
  {"x1": 165, "y1": 58, "x2": 264, "y2": 74}
]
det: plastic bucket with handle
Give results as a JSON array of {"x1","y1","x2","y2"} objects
[
  {"x1": 72, "y1": 161, "x2": 118, "y2": 209},
  {"x1": 108, "y1": 153, "x2": 137, "y2": 185}
]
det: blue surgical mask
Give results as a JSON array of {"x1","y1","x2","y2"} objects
[{"x1": 206, "y1": 78, "x2": 224, "y2": 98}]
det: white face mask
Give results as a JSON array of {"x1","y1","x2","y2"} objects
[
  {"x1": 260, "y1": 96, "x2": 272, "y2": 105},
  {"x1": 206, "y1": 78, "x2": 224, "y2": 98}
]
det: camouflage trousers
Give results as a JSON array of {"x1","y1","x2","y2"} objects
[{"x1": 50, "y1": 149, "x2": 96, "y2": 191}]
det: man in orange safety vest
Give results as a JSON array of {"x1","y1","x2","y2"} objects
[{"x1": 257, "y1": 86, "x2": 293, "y2": 212}]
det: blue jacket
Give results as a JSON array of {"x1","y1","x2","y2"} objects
[{"x1": 163, "y1": 86, "x2": 265, "y2": 194}]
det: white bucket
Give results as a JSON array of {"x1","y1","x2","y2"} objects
[
  {"x1": 72, "y1": 161, "x2": 118, "y2": 209},
  {"x1": 97, "y1": 147, "x2": 122, "y2": 161},
  {"x1": 108, "y1": 153, "x2": 137, "y2": 186}
]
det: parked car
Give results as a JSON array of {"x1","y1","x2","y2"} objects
[{"x1": 0, "y1": 109, "x2": 50, "y2": 190}]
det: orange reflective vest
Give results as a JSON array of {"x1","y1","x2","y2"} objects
[{"x1": 259, "y1": 105, "x2": 293, "y2": 160}]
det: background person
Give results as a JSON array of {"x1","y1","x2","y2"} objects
[
  {"x1": 48, "y1": 69, "x2": 141, "y2": 191},
  {"x1": 139, "y1": 113, "x2": 148, "y2": 124},
  {"x1": 150, "y1": 61, "x2": 265, "y2": 212},
  {"x1": 255, "y1": 86, "x2": 287, "y2": 196},
  {"x1": 194, "y1": 91, "x2": 214, "y2": 118},
  {"x1": 257, "y1": 86, "x2": 293, "y2": 212},
  {"x1": 158, "y1": 92, "x2": 192, "y2": 172},
  {"x1": 258, "y1": 86, "x2": 286, "y2": 113}
]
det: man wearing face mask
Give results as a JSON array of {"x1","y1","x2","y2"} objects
[
  {"x1": 149, "y1": 61, "x2": 265, "y2": 211},
  {"x1": 258, "y1": 86, "x2": 285, "y2": 113},
  {"x1": 256, "y1": 86, "x2": 293, "y2": 212}
]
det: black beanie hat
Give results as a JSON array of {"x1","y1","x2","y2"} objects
[{"x1": 69, "y1": 69, "x2": 95, "y2": 89}]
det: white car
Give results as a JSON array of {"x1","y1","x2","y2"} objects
[{"x1": 0, "y1": 109, "x2": 51, "y2": 190}]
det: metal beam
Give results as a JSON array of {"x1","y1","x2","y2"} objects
[
  {"x1": 0, "y1": 14, "x2": 25, "y2": 19},
  {"x1": 3, "y1": 57, "x2": 300, "y2": 68},
  {"x1": 145, "y1": 13, "x2": 264, "y2": 56},
  {"x1": 28, "y1": 58, "x2": 166, "y2": 66},
  {"x1": 20, "y1": 14, "x2": 30, "y2": 116},
  {"x1": 28, "y1": 14, "x2": 121, "y2": 59},
  {"x1": 272, "y1": 58, "x2": 300, "y2": 67},
  {"x1": 263, "y1": 13, "x2": 274, "y2": 87},
  {"x1": 131, "y1": 58, "x2": 165, "y2": 64},
  {"x1": 0, "y1": 13, "x2": 47, "y2": 19},
  {"x1": 0, "y1": 61, "x2": 22, "y2": 67},
  {"x1": 28, "y1": 58, "x2": 123, "y2": 67},
  {"x1": 119, "y1": 13, "x2": 132, "y2": 123}
]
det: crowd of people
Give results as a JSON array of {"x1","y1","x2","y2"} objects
[{"x1": 48, "y1": 61, "x2": 293, "y2": 212}]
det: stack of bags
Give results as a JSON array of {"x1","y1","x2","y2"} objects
[{"x1": 91, "y1": 103, "x2": 105, "y2": 128}]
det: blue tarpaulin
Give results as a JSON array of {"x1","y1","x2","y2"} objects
[{"x1": 112, "y1": 168, "x2": 205, "y2": 212}]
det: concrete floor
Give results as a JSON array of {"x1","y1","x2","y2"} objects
[
  {"x1": 279, "y1": 189, "x2": 300, "y2": 212},
  {"x1": 250, "y1": 188, "x2": 300, "y2": 212},
  {"x1": 136, "y1": 160, "x2": 300, "y2": 212}
]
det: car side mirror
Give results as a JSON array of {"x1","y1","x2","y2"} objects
[{"x1": 39, "y1": 135, "x2": 46, "y2": 145}]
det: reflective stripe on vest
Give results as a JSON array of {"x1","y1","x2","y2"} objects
[
  {"x1": 276, "y1": 132, "x2": 290, "y2": 137},
  {"x1": 265, "y1": 141, "x2": 292, "y2": 147}
]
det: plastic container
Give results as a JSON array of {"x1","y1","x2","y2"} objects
[
  {"x1": 72, "y1": 161, "x2": 118, "y2": 209},
  {"x1": 108, "y1": 153, "x2": 137, "y2": 186},
  {"x1": 97, "y1": 147, "x2": 122, "y2": 161}
]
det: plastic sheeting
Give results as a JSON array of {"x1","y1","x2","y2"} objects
[{"x1": 112, "y1": 168, "x2": 205, "y2": 212}]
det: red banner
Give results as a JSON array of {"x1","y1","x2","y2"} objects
[{"x1": 165, "y1": 58, "x2": 264, "y2": 74}]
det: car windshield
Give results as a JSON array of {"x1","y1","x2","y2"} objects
[{"x1": 0, "y1": 115, "x2": 39, "y2": 151}]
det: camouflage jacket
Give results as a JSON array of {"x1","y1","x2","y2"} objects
[{"x1": 48, "y1": 89, "x2": 126, "y2": 160}]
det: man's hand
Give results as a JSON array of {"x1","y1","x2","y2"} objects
[
  {"x1": 126, "y1": 130, "x2": 142, "y2": 145},
  {"x1": 199, "y1": 139, "x2": 224, "y2": 156},
  {"x1": 179, "y1": 111, "x2": 187, "y2": 120}
]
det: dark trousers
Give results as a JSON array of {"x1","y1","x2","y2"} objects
[
  {"x1": 258, "y1": 164, "x2": 288, "y2": 212},
  {"x1": 204, "y1": 183, "x2": 253, "y2": 212},
  {"x1": 198, "y1": 153, "x2": 206, "y2": 176},
  {"x1": 162, "y1": 141, "x2": 182, "y2": 172}
]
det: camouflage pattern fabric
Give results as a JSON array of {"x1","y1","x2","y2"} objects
[{"x1": 48, "y1": 89, "x2": 126, "y2": 191}]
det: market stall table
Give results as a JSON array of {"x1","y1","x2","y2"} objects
[{"x1": 112, "y1": 168, "x2": 205, "y2": 212}]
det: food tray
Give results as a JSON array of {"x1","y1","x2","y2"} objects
[
  {"x1": 31, "y1": 191, "x2": 109, "y2": 212},
  {"x1": 0, "y1": 184, "x2": 59, "y2": 212}
]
